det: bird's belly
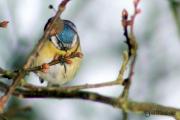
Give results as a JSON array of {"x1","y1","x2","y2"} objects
[
  {"x1": 36, "y1": 58, "x2": 81, "y2": 86},
  {"x1": 31, "y1": 40, "x2": 82, "y2": 86}
]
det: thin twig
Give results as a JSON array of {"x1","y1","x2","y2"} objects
[
  {"x1": 123, "y1": 111, "x2": 128, "y2": 120},
  {"x1": 26, "y1": 51, "x2": 83, "y2": 72},
  {"x1": 120, "y1": 1, "x2": 141, "y2": 119},
  {"x1": 121, "y1": 0, "x2": 140, "y2": 99},
  {"x1": 0, "y1": 68, "x2": 16, "y2": 79},
  {"x1": 116, "y1": 51, "x2": 129, "y2": 83},
  {"x1": 169, "y1": 0, "x2": 180, "y2": 35},
  {"x1": 23, "y1": 80, "x2": 121, "y2": 92},
  {"x1": 121, "y1": 56, "x2": 136, "y2": 99}
]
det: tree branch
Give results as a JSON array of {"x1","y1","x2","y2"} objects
[
  {"x1": 123, "y1": 111, "x2": 128, "y2": 120},
  {"x1": 169, "y1": 0, "x2": 180, "y2": 35},
  {"x1": 0, "y1": 81, "x2": 179, "y2": 119},
  {"x1": 120, "y1": 0, "x2": 140, "y2": 118},
  {"x1": 10, "y1": 85, "x2": 180, "y2": 119}
]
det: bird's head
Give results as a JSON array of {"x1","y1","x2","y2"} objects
[{"x1": 45, "y1": 19, "x2": 79, "y2": 51}]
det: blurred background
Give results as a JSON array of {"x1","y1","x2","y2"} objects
[{"x1": 0, "y1": 0, "x2": 180, "y2": 120}]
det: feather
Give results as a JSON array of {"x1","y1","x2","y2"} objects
[{"x1": 49, "y1": 20, "x2": 78, "y2": 50}]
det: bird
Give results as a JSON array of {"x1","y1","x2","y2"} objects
[{"x1": 31, "y1": 17, "x2": 83, "y2": 87}]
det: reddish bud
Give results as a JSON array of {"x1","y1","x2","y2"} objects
[
  {"x1": 0, "y1": 21, "x2": 9, "y2": 28},
  {"x1": 42, "y1": 63, "x2": 49, "y2": 69},
  {"x1": 41, "y1": 63, "x2": 50, "y2": 73},
  {"x1": 122, "y1": 9, "x2": 128, "y2": 19},
  {"x1": 76, "y1": 52, "x2": 83, "y2": 58},
  {"x1": 133, "y1": 0, "x2": 140, "y2": 5},
  {"x1": 136, "y1": 8, "x2": 141, "y2": 14},
  {"x1": 66, "y1": 59, "x2": 73, "y2": 64}
]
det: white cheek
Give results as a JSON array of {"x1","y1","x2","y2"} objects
[
  {"x1": 71, "y1": 34, "x2": 78, "y2": 48},
  {"x1": 50, "y1": 36, "x2": 60, "y2": 49}
]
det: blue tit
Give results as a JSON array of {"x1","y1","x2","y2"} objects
[{"x1": 31, "y1": 17, "x2": 83, "y2": 86}]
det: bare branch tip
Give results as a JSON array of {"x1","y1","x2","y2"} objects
[
  {"x1": 0, "y1": 21, "x2": 9, "y2": 28},
  {"x1": 133, "y1": 0, "x2": 141, "y2": 6},
  {"x1": 122, "y1": 9, "x2": 128, "y2": 19},
  {"x1": 59, "y1": 0, "x2": 71, "y2": 8}
]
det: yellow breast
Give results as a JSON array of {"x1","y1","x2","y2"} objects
[
  {"x1": 31, "y1": 39, "x2": 82, "y2": 86},
  {"x1": 36, "y1": 40, "x2": 64, "y2": 63},
  {"x1": 36, "y1": 39, "x2": 80, "y2": 63}
]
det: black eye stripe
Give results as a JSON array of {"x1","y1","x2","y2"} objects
[{"x1": 55, "y1": 35, "x2": 64, "y2": 48}]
